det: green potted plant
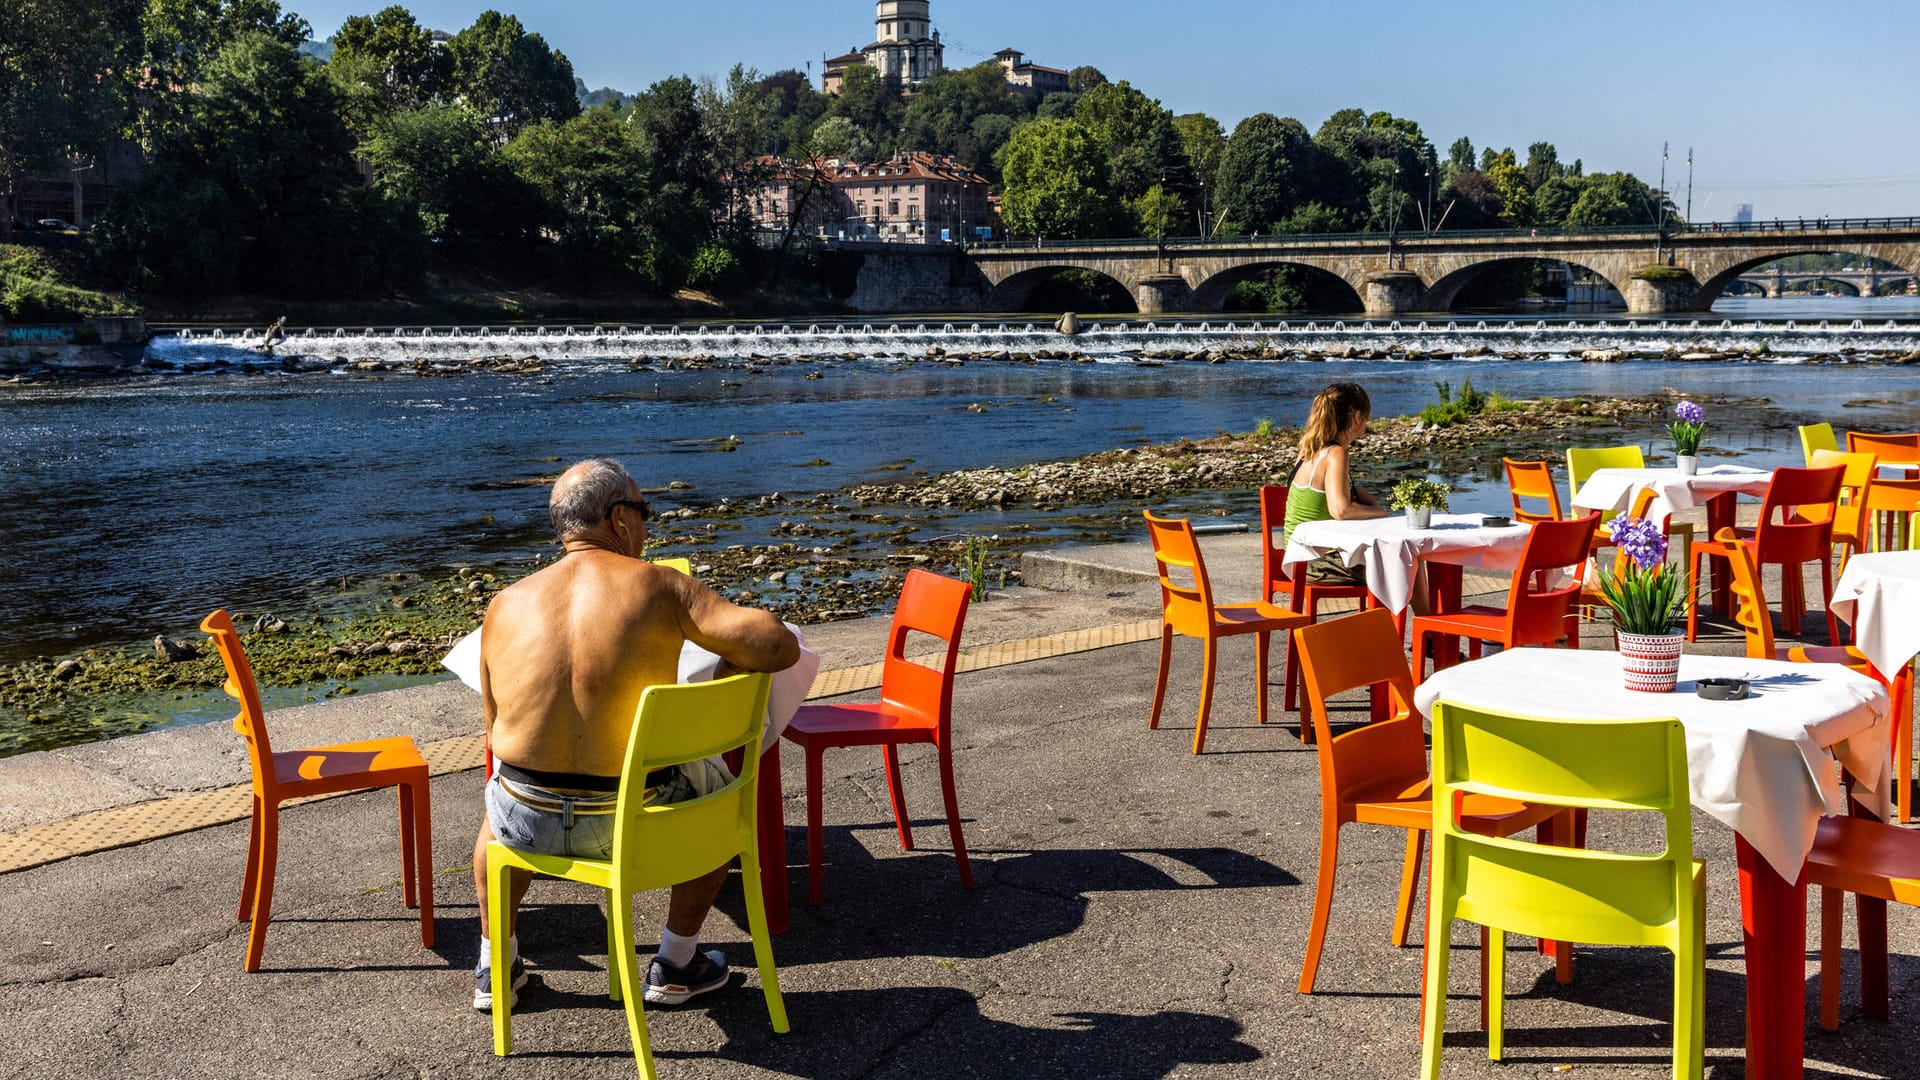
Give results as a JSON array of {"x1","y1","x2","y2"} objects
[
  {"x1": 1668, "y1": 400, "x2": 1705, "y2": 475},
  {"x1": 1390, "y1": 478, "x2": 1451, "y2": 529},
  {"x1": 1592, "y1": 515, "x2": 1688, "y2": 691}
]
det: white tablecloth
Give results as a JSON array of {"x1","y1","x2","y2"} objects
[
  {"x1": 1831, "y1": 550, "x2": 1920, "y2": 678},
  {"x1": 441, "y1": 624, "x2": 821, "y2": 755},
  {"x1": 1414, "y1": 648, "x2": 1890, "y2": 879},
  {"x1": 1280, "y1": 513, "x2": 1533, "y2": 614},
  {"x1": 1571, "y1": 464, "x2": 1773, "y2": 521}
]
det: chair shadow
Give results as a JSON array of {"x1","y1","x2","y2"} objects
[{"x1": 512, "y1": 986, "x2": 1263, "y2": 1079}]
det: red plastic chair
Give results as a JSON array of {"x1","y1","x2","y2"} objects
[
  {"x1": 1147, "y1": 510, "x2": 1311, "y2": 754},
  {"x1": 1292, "y1": 608, "x2": 1573, "y2": 995},
  {"x1": 1805, "y1": 810, "x2": 1920, "y2": 1029},
  {"x1": 1259, "y1": 485, "x2": 1372, "y2": 732},
  {"x1": 1687, "y1": 465, "x2": 1843, "y2": 646},
  {"x1": 782, "y1": 569, "x2": 973, "y2": 906},
  {"x1": 1409, "y1": 514, "x2": 1599, "y2": 685},
  {"x1": 201, "y1": 610, "x2": 433, "y2": 971}
]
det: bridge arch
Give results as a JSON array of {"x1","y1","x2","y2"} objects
[
  {"x1": 1421, "y1": 256, "x2": 1630, "y2": 312},
  {"x1": 985, "y1": 265, "x2": 1138, "y2": 313},
  {"x1": 1695, "y1": 249, "x2": 1918, "y2": 308},
  {"x1": 1189, "y1": 261, "x2": 1366, "y2": 314}
]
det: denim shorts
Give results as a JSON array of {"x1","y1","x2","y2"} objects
[{"x1": 484, "y1": 759, "x2": 732, "y2": 861}]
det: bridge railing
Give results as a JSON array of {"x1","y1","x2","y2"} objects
[{"x1": 966, "y1": 216, "x2": 1920, "y2": 252}]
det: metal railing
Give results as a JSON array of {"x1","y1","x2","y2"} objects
[{"x1": 966, "y1": 215, "x2": 1920, "y2": 252}]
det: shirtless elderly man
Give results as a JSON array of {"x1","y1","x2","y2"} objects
[{"x1": 472, "y1": 458, "x2": 799, "y2": 1011}]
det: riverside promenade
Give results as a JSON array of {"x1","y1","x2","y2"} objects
[{"x1": 0, "y1": 532, "x2": 1912, "y2": 1079}]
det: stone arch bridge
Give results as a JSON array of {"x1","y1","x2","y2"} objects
[{"x1": 845, "y1": 220, "x2": 1920, "y2": 315}]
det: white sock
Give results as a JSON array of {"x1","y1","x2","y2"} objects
[
  {"x1": 477, "y1": 933, "x2": 518, "y2": 973},
  {"x1": 657, "y1": 928, "x2": 698, "y2": 968}
]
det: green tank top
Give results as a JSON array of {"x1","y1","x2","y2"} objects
[{"x1": 1282, "y1": 484, "x2": 1331, "y2": 544}]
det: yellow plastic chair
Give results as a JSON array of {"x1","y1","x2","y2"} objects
[
  {"x1": 1799, "y1": 422, "x2": 1838, "y2": 465},
  {"x1": 1420, "y1": 701, "x2": 1704, "y2": 1079},
  {"x1": 1565, "y1": 444, "x2": 1645, "y2": 529},
  {"x1": 652, "y1": 557, "x2": 693, "y2": 576},
  {"x1": 1805, "y1": 448, "x2": 1876, "y2": 575},
  {"x1": 487, "y1": 673, "x2": 788, "y2": 1078}
]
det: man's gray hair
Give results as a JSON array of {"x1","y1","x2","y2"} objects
[{"x1": 549, "y1": 458, "x2": 635, "y2": 541}]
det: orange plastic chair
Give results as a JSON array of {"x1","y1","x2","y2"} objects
[
  {"x1": 1687, "y1": 465, "x2": 1843, "y2": 646},
  {"x1": 201, "y1": 609, "x2": 433, "y2": 971},
  {"x1": 1409, "y1": 514, "x2": 1599, "y2": 684},
  {"x1": 1846, "y1": 431, "x2": 1920, "y2": 459},
  {"x1": 1259, "y1": 484, "x2": 1371, "y2": 727},
  {"x1": 1146, "y1": 510, "x2": 1311, "y2": 754},
  {"x1": 1292, "y1": 608, "x2": 1571, "y2": 994},
  {"x1": 1805, "y1": 449, "x2": 1877, "y2": 578},
  {"x1": 782, "y1": 569, "x2": 973, "y2": 906},
  {"x1": 1501, "y1": 459, "x2": 1564, "y2": 525},
  {"x1": 1804, "y1": 810, "x2": 1920, "y2": 1029},
  {"x1": 1711, "y1": 527, "x2": 1916, "y2": 821},
  {"x1": 1862, "y1": 476, "x2": 1920, "y2": 552}
]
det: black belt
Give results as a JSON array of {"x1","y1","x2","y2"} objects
[{"x1": 497, "y1": 761, "x2": 676, "y2": 791}]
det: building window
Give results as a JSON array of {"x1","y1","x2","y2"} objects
[{"x1": 889, "y1": 200, "x2": 899, "y2": 216}]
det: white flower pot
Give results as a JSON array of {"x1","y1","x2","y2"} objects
[
  {"x1": 1676, "y1": 454, "x2": 1699, "y2": 476},
  {"x1": 1404, "y1": 505, "x2": 1433, "y2": 529},
  {"x1": 1616, "y1": 630, "x2": 1685, "y2": 693}
]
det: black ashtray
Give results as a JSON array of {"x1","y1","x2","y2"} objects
[
  {"x1": 1481, "y1": 515, "x2": 1513, "y2": 528},
  {"x1": 1696, "y1": 678, "x2": 1750, "y2": 701}
]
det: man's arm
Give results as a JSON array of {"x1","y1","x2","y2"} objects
[{"x1": 675, "y1": 576, "x2": 800, "y2": 674}]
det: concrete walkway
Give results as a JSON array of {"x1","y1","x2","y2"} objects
[{"x1": 0, "y1": 534, "x2": 1910, "y2": 1079}]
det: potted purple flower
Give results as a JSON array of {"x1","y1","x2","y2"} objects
[
  {"x1": 1669, "y1": 400, "x2": 1705, "y2": 476},
  {"x1": 1593, "y1": 515, "x2": 1687, "y2": 692}
]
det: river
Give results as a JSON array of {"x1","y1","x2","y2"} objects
[{"x1": 3, "y1": 297, "x2": 1919, "y2": 671}]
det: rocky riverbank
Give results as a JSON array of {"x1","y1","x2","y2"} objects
[{"x1": 0, "y1": 390, "x2": 1676, "y2": 754}]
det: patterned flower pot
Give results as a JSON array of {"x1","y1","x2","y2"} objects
[
  {"x1": 1616, "y1": 630, "x2": 1685, "y2": 693},
  {"x1": 1404, "y1": 505, "x2": 1433, "y2": 529},
  {"x1": 1676, "y1": 454, "x2": 1699, "y2": 476}
]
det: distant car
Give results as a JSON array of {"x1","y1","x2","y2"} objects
[{"x1": 36, "y1": 218, "x2": 80, "y2": 234}]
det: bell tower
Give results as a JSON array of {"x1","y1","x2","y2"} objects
[{"x1": 869, "y1": 1, "x2": 943, "y2": 86}]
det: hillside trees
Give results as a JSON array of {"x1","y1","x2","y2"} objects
[{"x1": 0, "y1": 0, "x2": 142, "y2": 239}]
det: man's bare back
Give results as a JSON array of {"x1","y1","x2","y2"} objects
[{"x1": 478, "y1": 468, "x2": 797, "y2": 787}]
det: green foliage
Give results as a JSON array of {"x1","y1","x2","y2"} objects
[
  {"x1": 997, "y1": 119, "x2": 1117, "y2": 239},
  {"x1": 1215, "y1": 113, "x2": 1316, "y2": 233},
  {"x1": 1418, "y1": 377, "x2": 1493, "y2": 426},
  {"x1": 0, "y1": 0, "x2": 142, "y2": 208},
  {"x1": 92, "y1": 32, "x2": 419, "y2": 296},
  {"x1": 1252, "y1": 417, "x2": 1276, "y2": 438},
  {"x1": 445, "y1": 10, "x2": 579, "y2": 144},
  {"x1": 1126, "y1": 183, "x2": 1190, "y2": 239},
  {"x1": 504, "y1": 106, "x2": 655, "y2": 280},
  {"x1": 1565, "y1": 172, "x2": 1659, "y2": 228},
  {"x1": 1634, "y1": 265, "x2": 1689, "y2": 282},
  {"x1": 362, "y1": 104, "x2": 538, "y2": 258},
  {"x1": 1, "y1": 245, "x2": 135, "y2": 321},
  {"x1": 1389, "y1": 478, "x2": 1451, "y2": 511},
  {"x1": 686, "y1": 242, "x2": 743, "y2": 293},
  {"x1": 961, "y1": 535, "x2": 996, "y2": 601},
  {"x1": 326, "y1": 5, "x2": 449, "y2": 132}
]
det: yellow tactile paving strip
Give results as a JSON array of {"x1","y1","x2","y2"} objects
[{"x1": 0, "y1": 620, "x2": 1165, "y2": 875}]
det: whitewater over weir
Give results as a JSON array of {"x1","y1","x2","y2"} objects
[{"x1": 149, "y1": 314, "x2": 1920, "y2": 369}]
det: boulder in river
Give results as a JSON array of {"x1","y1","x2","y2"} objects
[
  {"x1": 154, "y1": 635, "x2": 198, "y2": 662},
  {"x1": 1055, "y1": 311, "x2": 1083, "y2": 335}
]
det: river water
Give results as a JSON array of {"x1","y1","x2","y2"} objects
[{"x1": 4, "y1": 297, "x2": 1920, "y2": 673}]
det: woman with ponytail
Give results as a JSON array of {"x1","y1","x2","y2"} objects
[{"x1": 1282, "y1": 382, "x2": 1385, "y2": 586}]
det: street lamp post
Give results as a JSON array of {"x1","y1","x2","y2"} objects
[
  {"x1": 1425, "y1": 166, "x2": 1434, "y2": 236},
  {"x1": 1656, "y1": 141, "x2": 1669, "y2": 264}
]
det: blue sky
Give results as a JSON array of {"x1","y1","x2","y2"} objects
[{"x1": 289, "y1": 0, "x2": 1920, "y2": 219}]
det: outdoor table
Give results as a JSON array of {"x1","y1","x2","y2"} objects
[
  {"x1": 1571, "y1": 464, "x2": 1775, "y2": 616},
  {"x1": 443, "y1": 627, "x2": 821, "y2": 935},
  {"x1": 1280, "y1": 512, "x2": 1534, "y2": 619},
  {"x1": 1416, "y1": 648, "x2": 1891, "y2": 1080},
  {"x1": 1831, "y1": 551, "x2": 1920, "y2": 680}
]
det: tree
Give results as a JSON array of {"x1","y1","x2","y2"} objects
[
  {"x1": 361, "y1": 103, "x2": 537, "y2": 258},
  {"x1": 1172, "y1": 112, "x2": 1226, "y2": 188},
  {"x1": 809, "y1": 115, "x2": 873, "y2": 162},
  {"x1": 1437, "y1": 168, "x2": 1504, "y2": 230},
  {"x1": 1067, "y1": 65, "x2": 1107, "y2": 92},
  {"x1": 1215, "y1": 113, "x2": 1316, "y2": 234},
  {"x1": 1483, "y1": 148, "x2": 1532, "y2": 226},
  {"x1": 997, "y1": 118, "x2": 1116, "y2": 239},
  {"x1": 1447, "y1": 137, "x2": 1475, "y2": 174},
  {"x1": 827, "y1": 64, "x2": 901, "y2": 156},
  {"x1": 1523, "y1": 141, "x2": 1562, "y2": 189},
  {"x1": 0, "y1": 0, "x2": 142, "y2": 237},
  {"x1": 503, "y1": 105, "x2": 655, "y2": 279},
  {"x1": 327, "y1": 5, "x2": 449, "y2": 129},
  {"x1": 135, "y1": 0, "x2": 310, "y2": 143},
  {"x1": 446, "y1": 10, "x2": 579, "y2": 144},
  {"x1": 1126, "y1": 183, "x2": 1190, "y2": 240},
  {"x1": 1532, "y1": 175, "x2": 1580, "y2": 229},
  {"x1": 93, "y1": 31, "x2": 416, "y2": 295},
  {"x1": 899, "y1": 62, "x2": 1024, "y2": 168},
  {"x1": 1073, "y1": 80, "x2": 1179, "y2": 200},
  {"x1": 1565, "y1": 172, "x2": 1657, "y2": 228}
]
